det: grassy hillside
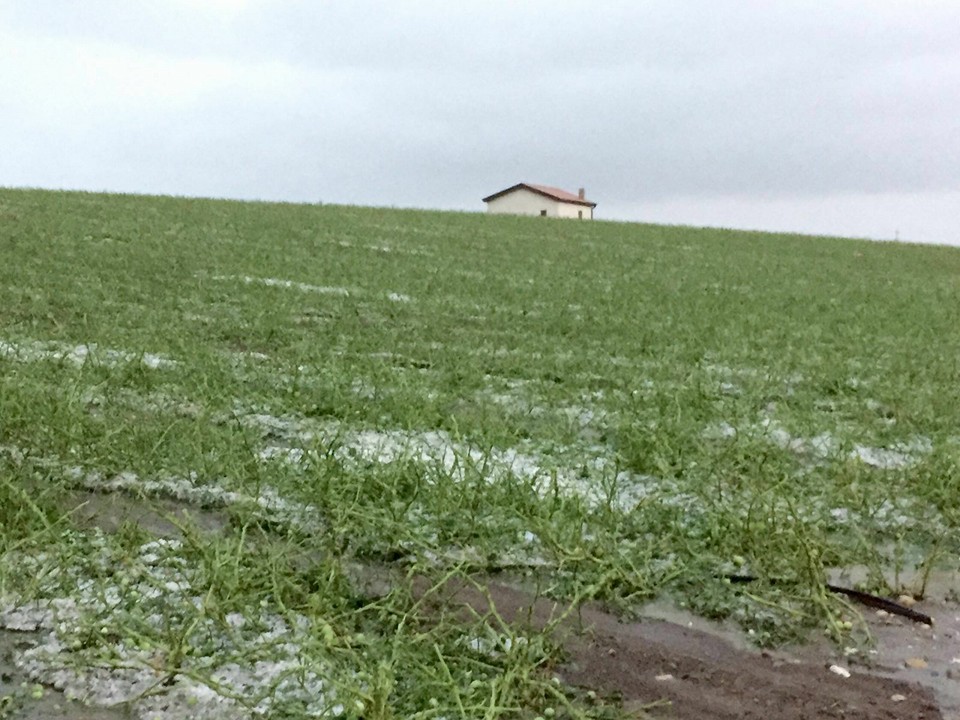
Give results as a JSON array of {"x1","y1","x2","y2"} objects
[{"x1": 2, "y1": 187, "x2": 959, "y2": 716}]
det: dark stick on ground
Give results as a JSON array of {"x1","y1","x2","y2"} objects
[
  {"x1": 726, "y1": 575, "x2": 934, "y2": 625},
  {"x1": 416, "y1": 577, "x2": 943, "y2": 720}
]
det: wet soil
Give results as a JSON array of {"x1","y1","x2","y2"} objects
[
  {"x1": 418, "y1": 577, "x2": 944, "y2": 720},
  {"x1": 16, "y1": 489, "x2": 956, "y2": 719},
  {"x1": 639, "y1": 588, "x2": 960, "y2": 718},
  {"x1": 796, "y1": 598, "x2": 960, "y2": 719},
  {"x1": 791, "y1": 568, "x2": 960, "y2": 720}
]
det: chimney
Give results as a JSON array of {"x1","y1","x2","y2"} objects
[{"x1": 578, "y1": 187, "x2": 585, "y2": 200}]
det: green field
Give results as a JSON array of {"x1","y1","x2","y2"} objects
[{"x1": 1, "y1": 187, "x2": 959, "y2": 718}]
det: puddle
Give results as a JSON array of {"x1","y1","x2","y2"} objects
[
  {"x1": 861, "y1": 598, "x2": 960, "y2": 718},
  {"x1": 62, "y1": 483, "x2": 327, "y2": 576},
  {"x1": 641, "y1": 593, "x2": 960, "y2": 717},
  {"x1": 819, "y1": 565, "x2": 960, "y2": 718},
  {"x1": 418, "y1": 576, "x2": 940, "y2": 720},
  {"x1": 621, "y1": 572, "x2": 960, "y2": 718},
  {"x1": 4, "y1": 443, "x2": 954, "y2": 716},
  {"x1": 776, "y1": 591, "x2": 960, "y2": 719},
  {"x1": 63, "y1": 490, "x2": 231, "y2": 538},
  {"x1": 635, "y1": 597, "x2": 763, "y2": 653}
]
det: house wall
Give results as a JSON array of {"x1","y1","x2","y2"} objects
[
  {"x1": 485, "y1": 188, "x2": 593, "y2": 219},
  {"x1": 485, "y1": 188, "x2": 561, "y2": 217},
  {"x1": 556, "y1": 201, "x2": 593, "y2": 220}
]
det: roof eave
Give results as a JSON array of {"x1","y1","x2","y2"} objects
[
  {"x1": 482, "y1": 183, "x2": 597, "y2": 207},
  {"x1": 481, "y1": 182, "x2": 526, "y2": 203}
]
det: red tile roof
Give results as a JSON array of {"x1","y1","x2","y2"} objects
[{"x1": 482, "y1": 182, "x2": 597, "y2": 207}]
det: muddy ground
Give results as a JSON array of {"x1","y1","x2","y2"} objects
[
  {"x1": 2, "y1": 491, "x2": 956, "y2": 719},
  {"x1": 788, "y1": 593, "x2": 960, "y2": 719},
  {"x1": 2, "y1": 586, "x2": 949, "y2": 720},
  {"x1": 419, "y1": 576, "x2": 946, "y2": 720}
]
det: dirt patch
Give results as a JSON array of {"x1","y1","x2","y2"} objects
[
  {"x1": 14, "y1": 485, "x2": 954, "y2": 719},
  {"x1": 787, "y1": 584, "x2": 960, "y2": 719},
  {"x1": 858, "y1": 598, "x2": 960, "y2": 717},
  {"x1": 420, "y1": 578, "x2": 942, "y2": 720},
  {"x1": 562, "y1": 607, "x2": 939, "y2": 719}
]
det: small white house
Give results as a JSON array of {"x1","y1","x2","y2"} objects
[{"x1": 482, "y1": 183, "x2": 596, "y2": 219}]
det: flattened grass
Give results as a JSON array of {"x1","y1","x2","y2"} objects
[{"x1": 1, "y1": 188, "x2": 959, "y2": 715}]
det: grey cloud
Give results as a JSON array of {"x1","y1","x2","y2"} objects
[{"x1": 1, "y1": 1, "x2": 959, "y2": 240}]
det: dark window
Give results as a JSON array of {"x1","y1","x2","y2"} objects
[
  {"x1": 578, "y1": 210, "x2": 583, "y2": 219},
  {"x1": 540, "y1": 210, "x2": 547, "y2": 217}
]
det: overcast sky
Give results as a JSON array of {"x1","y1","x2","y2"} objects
[{"x1": 2, "y1": 1, "x2": 959, "y2": 245}]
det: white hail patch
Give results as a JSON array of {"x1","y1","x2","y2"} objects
[
  {"x1": 0, "y1": 339, "x2": 176, "y2": 370},
  {"x1": 386, "y1": 292, "x2": 412, "y2": 303},
  {"x1": 827, "y1": 500, "x2": 919, "y2": 529},
  {"x1": 851, "y1": 437, "x2": 932, "y2": 470},
  {"x1": 459, "y1": 626, "x2": 529, "y2": 658},
  {"x1": 0, "y1": 446, "x2": 320, "y2": 534},
  {"x1": 81, "y1": 388, "x2": 203, "y2": 419},
  {"x1": 704, "y1": 417, "x2": 931, "y2": 471},
  {"x1": 336, "y1": 240, "x2": 432, "y2": 256},
  {"x1": 1, "y1": 536, "x2": 342, "y2": 720},
  {"x1": 476, "y1": 380, "x2": 611, "y2": 434},
  {"x1": 210, "y1": 275, "x2": 351, "y2": 296},
  {"x1": 701, "y1": 362, "x2": 803, "y2": 393},
  {"x1": 241, "y1": 412, "x2": 687, "y2": 513}
]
